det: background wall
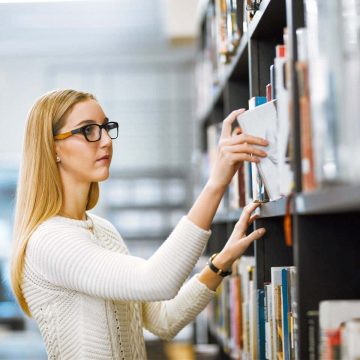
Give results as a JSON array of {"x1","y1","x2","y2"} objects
[{"x1": 0, "y1": 1, "x2": 203, "y2": 355}]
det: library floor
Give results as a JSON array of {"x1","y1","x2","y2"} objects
[
  {"x1": 147, "y1": 341, "x2": 221, "y2": 360},
  {"x1": 0, "y1": 327, "x2": 222, "y2": 360}
]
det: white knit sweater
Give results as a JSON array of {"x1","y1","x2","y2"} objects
[{"x1": 21, "y1": 213, "x2": 216, "y2": 359}]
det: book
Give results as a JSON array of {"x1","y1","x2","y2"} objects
[
  {"x1": 289, "y1": 267, "x2": 298, "y2": 360},
  {"x1": 319, "y1": 300, "x2": 360, "y2": 360},
  {"x1": 281, "y1": 269, "x2": 291, "y2": 360},
  {"x1": 304, "y1": 0, "x2": 360, "y2": 186},
  {"x1": 274, "y1": 43, "x2": 293, "y2": 196},
  {"x1": 229, "y1": 273, "x2": 242, "y2": 358},
  {"x1": 264, "y1": 283, "x2": 274, "y2": 360},
  {"x1": 237, "y1": 100, "x2": 281, "y2": 201},
  {"x1": 341, "y1": 319, "x2": 360, "y2": 360},
  {"x1": 229, "y1": 127, "x2": 246, "y2": 210},
  {"x1": 307, "y1": 310, "x2": 319, "y2": 360},
  {"x1": 271, "y1": 267, "x2": 293, "y2": 360},
  {"x1": 248, "y1": 96, "x2": 269, "y2": 204},
  {"x1": 257, "y1": 289, "x2": 266, "y2": 360}
]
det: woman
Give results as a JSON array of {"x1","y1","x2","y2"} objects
[{"x1": 10, "y1": 89, "x2": 268, "y2": 359}]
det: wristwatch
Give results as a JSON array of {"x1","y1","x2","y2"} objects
[{"x1": 207, "y1": 253, "x2": 232, "y2": 277}]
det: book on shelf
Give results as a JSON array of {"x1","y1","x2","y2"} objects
[
  {"x1": 229, "y1": 263, "x2": 242, "y2": 358},
  {"x1": 264, "y1": 283, "x2": 274, "y2": 360},
  {"x1": 296, "y1": 27, "x2": 317, "y2": 192},
  {"x1": 270, "y1": 266, "x2": 297, "y2": 360},
  {"x1": 257, "y1": 288, "x2": 266, "y2": 360},
  {"x1": 274, "y1": 42, "x2": 294, "y2": 197},
  {"x1": 304, "y1": 0, "x2": 360, "y2": 186},
  {"x1": 341, "y1": 319, "x2": 360, "y2": 360},
  {"x1": 229, "y1": 127, "x2": 246, "y2": 210},
  {"x1": 206, "y1": 258, "x2": 298, "y2": 360},
  {"x1": 306, "y1": 310, "x2": 319, "y2": 360},
  {"x1": 319, "y1": 300, "x2": 360, "y2": 360},
  {"x1": 196, "y1": 0, "x2": 248, "y2": 120},
  {"x1": 215, "y1": 0, "x2": 242, "y2": 64}
]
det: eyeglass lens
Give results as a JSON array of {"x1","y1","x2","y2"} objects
[{"x1": 84, "y1": 123, "x2": 118, "y2": 142}]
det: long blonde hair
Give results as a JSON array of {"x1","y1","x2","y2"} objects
[{"x1": 10, "y1": 89, "x2": 100, "y2": 317}]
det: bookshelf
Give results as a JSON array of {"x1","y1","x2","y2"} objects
[{"x1": 195, "y1": 0, "x2": 360, "y2": 359}]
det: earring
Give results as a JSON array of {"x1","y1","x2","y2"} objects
[{"x1": 56, "y1": 156, "x2": 61, "y2": 163}]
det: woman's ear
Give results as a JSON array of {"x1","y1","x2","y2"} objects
[{"x1": 54, "y1": 143, "x2": 61, "y2": 163}]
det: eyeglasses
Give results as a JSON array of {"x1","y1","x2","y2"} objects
[{"x1": 54, "y1": 121, "x2": 119, "y2": 142}]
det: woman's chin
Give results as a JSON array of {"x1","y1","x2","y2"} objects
[{"x1": 93, "y1": 168, "x2": 110, "y2": 182}]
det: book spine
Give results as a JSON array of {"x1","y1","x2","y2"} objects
[
  {"x1": 257, "y1": 289, "x2": 266, "y2": 360},
  {"x1": 281, "y1": 269, "x2": 290, "y2": 360}
]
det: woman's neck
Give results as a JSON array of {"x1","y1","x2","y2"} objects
[{"x1": 59, "y1": 174, "x2": 91, "y2": 220}]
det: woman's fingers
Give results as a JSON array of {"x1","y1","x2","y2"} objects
[
  {"x1": 222, "y1": 133, "x2": 269, "y2": 147},
  {"x1": 222, "y1": 144, "x2": 268, "y2": 158},
  {"x1": 249, "y1": 213, "x2": 260, "y2": 226},
  {"x1": 234, "y1": 202, "x2": 261, "y2": 233},
  {"x1": 221, "y1": 109, "x2": 245, "y2": 139},
  {"x1": 225, "y1": 152, "x2": 262, "y2": 164},
  {"x1": 241, "y1": 228, "x2": 266, "y2": 248}
]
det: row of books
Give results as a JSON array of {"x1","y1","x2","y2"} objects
[
  {"x1": 207, "y1": 256, "x2": 360, "y2": 359},
  {"x1": 304, "y1": 0, "x2": 360, "y2": 187},
  {"x1": 207, "y1": 256, "x2": 298, "y2": 360},
  {"x1": 196, "y1": 0, "x2": 262, "y2": 118},
  {"x1": 204, "y1": 26, "x2": 294, "y2": 209},
  {"x1": 202, "y1": 0, "x2": 360, "y2": 205}
]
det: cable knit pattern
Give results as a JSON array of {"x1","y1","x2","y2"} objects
[{"x1": 21, "y1": 213, "x2": 216, "y2": 359}]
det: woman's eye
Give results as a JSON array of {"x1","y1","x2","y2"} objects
[{"x1": 85, "y1": 125, "x2": 96, "y2": 134}]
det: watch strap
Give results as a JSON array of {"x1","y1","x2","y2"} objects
[{"x1": 207, "y1": 253, "x2": 232, "y2": 277}]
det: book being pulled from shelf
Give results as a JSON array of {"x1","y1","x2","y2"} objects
[
  {"x1": 248, "y1": 96, "x2": 268, "y2": 204},
  {"x1": 237, "y1": 100, "x2": 281, "y2": 201}
]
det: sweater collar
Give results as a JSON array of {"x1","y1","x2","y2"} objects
[{"x1": 53, "y1": 212, "x2": 94, "y2": 231}]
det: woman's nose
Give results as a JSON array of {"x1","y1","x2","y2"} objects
[{"x1": 99, "y1": 128, "x2": 112, "y2": 146}]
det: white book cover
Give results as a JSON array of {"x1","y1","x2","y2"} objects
[{"x1": 237, "y1": 100, "x2": 281, "y2": 200}]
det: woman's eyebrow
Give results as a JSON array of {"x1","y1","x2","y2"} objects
[{"x1": 75, "y1": 117, "x2": 109, "y2": 127}]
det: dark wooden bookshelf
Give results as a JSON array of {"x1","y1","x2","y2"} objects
[
  {"x1": 296, "y1": 185, "x2": 360, "y2": 215},
  {"x1": 195, "y1": 0, "x2": 360, "y2": 359}
]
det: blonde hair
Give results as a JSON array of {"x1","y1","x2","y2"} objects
[{"x1": 10, "y1": 89, "x2": 100, "y2": 317}]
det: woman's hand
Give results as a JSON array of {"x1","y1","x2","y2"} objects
[
  {"x1": 208, "y1": 109, "x2": 269, "y2": 189},
  {"x1": 211, "y1": 202, "x2": 266, "y2": 271},
  {"x1": 198, "y1": 202, "x2": 266, "y2": 290}
]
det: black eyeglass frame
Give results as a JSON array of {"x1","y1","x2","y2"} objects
[{"x1": 54, "y1": 120, "x2": 119, "y2": 142}]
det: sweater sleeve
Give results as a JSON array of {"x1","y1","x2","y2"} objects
[
  {"x1": 142, "y1": 274, "x2": 216, "y2": 341},
  {"x1": 25, "y1": 216, "x2": 211, "y2": 302}
]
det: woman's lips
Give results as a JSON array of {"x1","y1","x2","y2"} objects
[{"x1": 96, "y1": 156, "x2": 110, "y2": 164}]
